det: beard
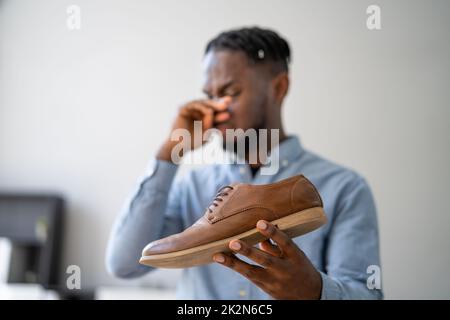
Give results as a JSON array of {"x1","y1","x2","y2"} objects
[{"x1": 220, "y1": 119, "x2": 267, "y2": 165}]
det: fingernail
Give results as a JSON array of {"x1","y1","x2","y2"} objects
[
  {"x1": 257, "y1": 220, "x2": 268, "y2": 230},
  {"x1": 230, "y1": 241, "x2": 241, "y2": 251},
  {"x1": 213, "y1": 254, "x2": 225, "y2": 263}
]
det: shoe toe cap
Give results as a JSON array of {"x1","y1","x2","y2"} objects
[
  {"x1": 142, "y1": 241, "x2": 161, "y2": 256},
  {"x1": 142, "y1": 238, "x2": 174, "y2": 256}
]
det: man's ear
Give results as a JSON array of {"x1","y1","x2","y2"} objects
[{"x1": 272, "y1": 72, "x2": 290, "y2": 106}]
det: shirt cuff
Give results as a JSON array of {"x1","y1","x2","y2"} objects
[{"x1": 319, "y1": 271, "x2": 342, "y2": 300}]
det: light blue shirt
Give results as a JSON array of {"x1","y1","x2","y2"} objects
[{"x1": 106, "y1": 136, "x2": 382, "y2": 299}]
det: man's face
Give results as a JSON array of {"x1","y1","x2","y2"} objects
[{"x1": 202, "y1": 50, "x2": 273, "y2": 139}]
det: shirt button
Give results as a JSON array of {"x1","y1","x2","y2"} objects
[
  {"x1": 239, "y1": 289, "x2": 246, "y2": 297},
  {"x1": 282, "y1": 159, "x2": 289, "y2": 167},
  {"x1": 239, "y1": 167, "x2": 246, "y2": 175}
]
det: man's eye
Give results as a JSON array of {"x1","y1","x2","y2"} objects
[{"x1": 226, "y1": 91, "x2": 240, "y2": 97}]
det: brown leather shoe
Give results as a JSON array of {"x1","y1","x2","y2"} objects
[{"x1": 139, "y1": 174, "x2": 327, "y2": 268}]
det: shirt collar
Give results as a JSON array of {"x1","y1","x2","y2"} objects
[
  {"x1": 265, "y1": 134, "x2": 303, "y2": 166},
  {"x1": 221, "y1": 134, "x2": 303, "y2": 168}
]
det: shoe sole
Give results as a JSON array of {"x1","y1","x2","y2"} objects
[{"x1": 139, "y1": 206, "x2": 327, "y2": 269}]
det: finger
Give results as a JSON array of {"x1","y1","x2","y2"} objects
[
  {"x1": 183, "y1": 102, "x2": 213, "y2": 118},
  {"x1": 214, "y1": 111, "x2": 230, "y2": 124},
  {"x1": 229, "y1": 240, "x2": 278, "y2": 269},
  {"x1": 213, "y1": 252, "x2": 265, "y2": 281},
  {"x1": 259, "y1": 239, "x2": 282, "y2": 257},
  {"x1": 256, "y1": 220, "x2": 298, "y2": 257},
  {"x1": 204, "y1": 96, "x2": 232, "y2": 112},
  {"x1": 184, "y1": 103, "x2": 214, "y2": 129}
]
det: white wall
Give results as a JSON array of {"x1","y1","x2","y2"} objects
[{"x1": 0, "y1": 0, "x2": 449, "y2": 299}]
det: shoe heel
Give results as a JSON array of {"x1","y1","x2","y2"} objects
[{"x1": 270, "y1": 206, "x2": 327, "y2": 239}]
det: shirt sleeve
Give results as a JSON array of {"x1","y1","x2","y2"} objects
[
  {"x1": 105, "y1": 158, "x2": 184, "y2": 278},
  {"x1": 320, "y1": 175, "x2": 383, "y2": 299}
]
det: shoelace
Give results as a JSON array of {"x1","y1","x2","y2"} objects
[{"x1": 207, "y1": 185, "x2": 234, "y2": 214}]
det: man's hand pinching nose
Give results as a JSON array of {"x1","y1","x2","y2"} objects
[{"x1": 207, "y1": 96, "x2": 232, "y2": 126}]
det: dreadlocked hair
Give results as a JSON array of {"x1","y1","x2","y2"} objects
[{"x1": 205, "y1": 26, "x2": 291, "y2": 74}]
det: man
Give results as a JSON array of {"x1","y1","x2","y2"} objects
[{"x1": 106, "y1": 27, "x2": 382, "y2": 299}]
